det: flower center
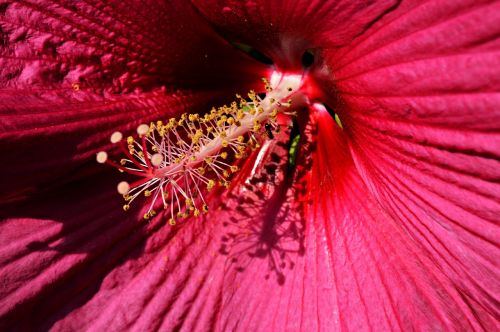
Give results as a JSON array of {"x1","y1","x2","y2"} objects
[{"x1": 97, "y1": 73, "x2": 303, "y2": 224}]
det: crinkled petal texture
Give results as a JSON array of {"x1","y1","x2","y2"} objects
[
  {"x1": 1, "y1": 0, "x2": 500, "y2": 332},
  {"x1": 0, "y1": 0, "x2": 266, "y2": 199},
  {"x1": 191, "y1": 0, "x2": 402, "y2": 69}
]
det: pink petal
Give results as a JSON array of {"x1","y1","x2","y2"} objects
[
  {"x1": 0, "y1": 127, "x2": 294, "y2": 331},
  {"x1": 0, "y1": 89, "x2": 228, "y2": 202},
  {"x1": 217, "y1": 105, "x2": 498, "y2": 330},
  {"x1": 1, "y1": 0, "x2": 499, "y2": 331},
  {"x1": 192, "y1": 0, "x2": 400, "y2": 69},
  {"x1": 195, "y1": 0, "x2": 500, "y2": 329},
  {"x1": 0, "y1": 0, "x2": 266, "y2": 200},
  {"x1": 309, "y1": 0, "x2": 500, "y2": 328},
  {"x1": 0, "y1": 1, "x2": 264, "y2": 92}
]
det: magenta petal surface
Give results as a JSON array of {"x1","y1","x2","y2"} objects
[
  {"x1": 192, "y1": 0, "x2": 400, "y2": 69},
  {"x1": 0, "y1": 128, "x2": 294, "y2": 331},
  {"x1": 212, "y1": 106, "x2": 499, "y2": 331},
  {"x1": 1, "y1": 0, "x2": 499, "y2": 331},
  {"x1": 313, "y1": 0, "x2": 500, "y2": 329},
  {"x1": 0, "y1": 0, "x2": 266, "y2": 199}
]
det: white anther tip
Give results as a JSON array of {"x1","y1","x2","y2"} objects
[
  {"x1": 117, "y1": 181, "x2": 130, "y2": 195},
  {"x1": 110, "y1": 131, "x2": 123, "y2": 143},
  {"x1": 96, "y1": 151, "x2": 108, "y2": 163},
  {"x1": 137, "y1": 124, "x2": 149, "y2": 136},
  {"x1": 151, "y1": 153, "x2": 164, "y2": 166}
]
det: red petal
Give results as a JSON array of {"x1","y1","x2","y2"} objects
[
  {"x1": 0, "y1": 1, "x2": 264, "y2": 92},
  {"x1": 0, "y1": 89, "x2": 232, "y2": 201},
  {"x1": 217, "y1": 106, "x2": 498, "y2": 330},
  {"x1": 0, "y1": 0, "x2": 267, "y2": 200},
  {"x1": 0, "y1": 127, "x2": 294, "y2": 331},
  {"x1": 305, "y1": 0, "x2": 500, "y2": 329},
  {"x1": 192, "y1": 0, "x2": 400, "y2": 69}
]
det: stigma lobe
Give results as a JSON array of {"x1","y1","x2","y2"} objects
[{"x1": 97, "y1": 74, "x2": 302, "y2": 224}]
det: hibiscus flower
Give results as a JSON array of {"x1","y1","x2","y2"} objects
[{"x1": 1, "y1": 0, "x2": 499, "y2": 331}]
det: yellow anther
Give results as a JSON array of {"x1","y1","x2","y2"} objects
[
  {"x1": 177, "y1": 211, "x2": 188, "y2": 219},
  {"x1": 102, "y1": 76, "x2": 301, "y2": 224}
]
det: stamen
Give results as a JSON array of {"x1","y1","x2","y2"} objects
[{"x1": 98, "y1": 73, "x2": 302, "y2": 223}]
